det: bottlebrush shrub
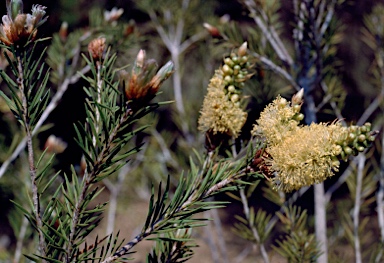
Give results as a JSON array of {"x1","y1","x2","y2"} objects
[{"x1": 0, "y1": 1, "x2": 382, "y2": 263}]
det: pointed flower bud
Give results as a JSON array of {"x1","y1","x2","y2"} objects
[
  {"x1": 291, "y1": 88, "x2": 304, "y2": 105},
  {"x1": 203, "y1": 22, "x2": 221, "y2": 37},
  {"x1": 238, "y1": 42, "x2": 248, "y2": 57},
  {"x1": 135, "y1": 49, "x2": 146, "y2": 69},
  {"x1": 59, "y1": 21, "x2": 68, "y2": 41},
  {"x1": 88, "y1": 37, "x2": 106, "y2": 60}
]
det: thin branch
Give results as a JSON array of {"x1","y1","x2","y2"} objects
[
  {"x1": 17, "y1": 56, "x2": 46, "y2": 259},
  {"x1": 179, "y1": 31, "x2": 207, "y2": 54},
  {"x1": 379, "y1": 134, "x2": 384, "y2": 241},
  {"x1": 353, "y1": 154, "x2": 365, "y2": 263},
  {"x1": 210, "y1": 208, "x2": 229, "y2": 263},
  {"x1": 239, "y1": 189, "x2": 270, "y2": 263},
  {"x1": 13, "y1": 216, "x2": 29, "y2": 263},
  {"x1": 203, "y1": 210, "x2": 221, "y2": 263},
  {"x1": 251, "y1": 51, "x2": 301, "y2": 91},
  {"x1": 314, "y1": 183, "x2": 328, "y2": 263},
  {"x1": 148, "y1": 11, "x2": 173, "y2": 51},
  {"x1": 243, "y1": 0, "x2": 293, "y2": 66}
]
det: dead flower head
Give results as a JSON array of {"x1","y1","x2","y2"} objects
[{"x1": 0, "y1": 0, "x2": 47, "y2": 47}]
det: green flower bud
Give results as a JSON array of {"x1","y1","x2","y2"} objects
[
  {"x1": 348, "y1": 133, "x2": 356, "y2": 141},
  {"x1": 295, "y1": 113, "x2": 304, "y2": 121},
  {"x1": 344, "y1": 146, "x2": 353, "y2": 155},
  {"x1": 349, "y1": 126, "x2": 357, "y2": 133},
  {"x1": 334, "y1": 145, "x2": 343, "y2": 155},
  {"x1": 236, "y1": 73, "x2": 244, "y2": 81},
  {"x1": 293, "y1": 104, "x2": 301, "y2": 113},
  {"x1": 224, "y1": 75, "x2": 232, "y2": 83},
  {"x1": 358, "y1": 134, "x2": 366, "y2": 142},
  {"x1": 360, "y1": 126, "x2": 367, "y2": 133},
  {"x1": 232, "y1": 56, "x2": 239, "y2": 64},
  {"x1": 231, "y1": 94, "x2": 240, "y2": 103},
  {"x1": 240, "y1": 56, "x2": 248, "y2": 64},
  {"x1": 233, "y1": 65, "x2": 241, "y2": 75},
  {"x1": 222, "y1": 64, "x2": 233, "y2": 75},
  {"x1": 332, "y1": 160, "x2": 340, "y2": 167},
  {"x1": 357, "y1": 146, "x2": 365, "y2": 152},
  {"x1": 227, "y1": 85, "x2": 236, "y2": 93},
  {"x1": 224, "y1": 57, "x2": 234, "y2": 67},
  {"x1": 368, "y1": 135, "x2": 376, "y2": 142}
]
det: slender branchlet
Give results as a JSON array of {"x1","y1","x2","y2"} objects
[{"x1": 16, "y1": 54, "x2": 46, "y2": 258}]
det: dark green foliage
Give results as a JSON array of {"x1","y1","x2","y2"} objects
[{"x1": 273, "y1": 206, "x2": 322, "y2": 263}]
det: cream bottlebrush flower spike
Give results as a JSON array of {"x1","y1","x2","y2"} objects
[
  {"x1": 252, "y1": 89, "x2": 376, "y2": 192},
  {"x1": 198, "y1": 42, "x2": 253, "y2": 139},
  {"x1": 0, "y1": 0, "x2": 47, "y2": 47}
]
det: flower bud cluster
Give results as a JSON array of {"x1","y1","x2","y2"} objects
[
  {"x1": 336, "y1": 122, "x2": 377, "y2": 160},
  {"x1": 121, "y1": 50, "x2": 173, "y2": 104},
  {"x1": 221, "y1": 42, "x2": 253, "y2": 107}
]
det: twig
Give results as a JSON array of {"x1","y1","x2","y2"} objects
[
  {"x1": 378, "y1": 130, "x2": 384, "y2": 243},
  {"x1": 13, "y1": 216, "x2": 28, "y2": 263},
  {"x1": 203, "y1": 210, "x2": 221, "y2": 263},
  {"x1": 17, "y1": 56, "x2": 46, "y2": 258},
  {"x1": 239, "y1": 188, "x2": 270, "y2": 263},
  {"x1": 251, "y1": 51, "x2": 301, "y2": 91},
  {"x1": 353, "y1": 154, "x2": 365, "y2": 263},
  {"x1": 210, "y1": 208, "x2": 229, "y2": 263},
  {"x1": 243, "y1": 0, "x2": 293, "y2": 66},
  {"x1": 314, "y1": 183, "x2": 328, "y2": 263}
]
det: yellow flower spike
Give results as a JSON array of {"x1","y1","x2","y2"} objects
[{"x1": 198, "y1": 70, "x2": 247, "y2": 138}]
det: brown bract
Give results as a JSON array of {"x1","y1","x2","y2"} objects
[{"x1": 88, "y1": 37, "x2": 106, "y2": 60}]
